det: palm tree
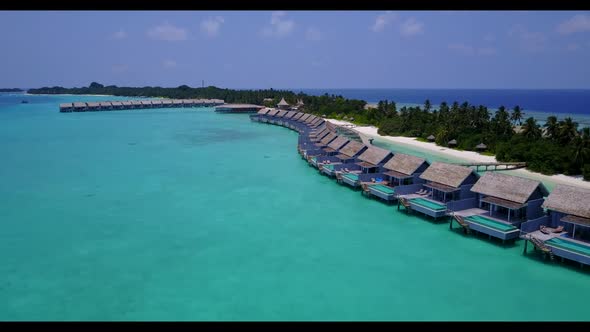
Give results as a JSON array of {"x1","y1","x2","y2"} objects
[
  {"x1": 572, "y1": 127, "x2": 590, "y2": 169},
  {"x1": 558, "y1": 117, "x2": 579, "y2": 145},
  {"x1": 511, "y1": 105, "x2": 524, "y2": 126},
  {"x1": 424, "y1": 99, "x2": 431, "y2": 112},
  {"x1": 521, "y1": 117, "x2": 542, "y2": 140},
  {"x1": 544, "y1": 116, "x2": 559, "y2": 140}
]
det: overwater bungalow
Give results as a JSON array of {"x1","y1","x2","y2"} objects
[
  {"x1": 307, "y1": 136, "x2": 350, "y2": 167},
  {"x1": 291, "y1": 112, "x2": 304, "y2": 122},
  {"x1": 397, "y1": 162, "x2": 479, "y2": 220},
  {"x1": 367, "y1": 153, "x2": 430, "y2": 202},
  {"x1": 319, "y1": 141, "x2": 367, "y2": 177},
  {"x1": 172, "y1": 100, "x2": 183, "y2": 107},
  {"x1": 297, "y1": 113, "x2": 312, "y2": 124},
  {"x1": 338, "y1": 146, "x2": 393, "y2": 188},
  {"x1": 451, "y1": 172, "x2": 548, "y2": 242},
  {"x1": 521, "y1": 185, "x2": 590, "y2": 267},
  {"x1": 250, "y1": 107, "x2": 271, "y2": 122},
  {"x1": 309, "y1": 117, "x2": 324, "y2": 129},
  {"x1": 266, "y1": 109, "x2": 280, "y2": 123},
  {"x1": 131, "y1": 100, "x2": 143, "y2": 108},
  {"x1": 59, "y1": 103, "x2": 74, "y2": 112},
  {"x1": 309, "y1": 128, "x2": 329, "y2": 141},
  {"x1": 215, "y1": 104, "x2": 264, "y2": 114},
  {"x1": 86, "y1": 102, "x2": 100, "y2": 111},
  {"x1": 110, "y1": 101, "x2": 123, "y2": 110},
  {"x1": 321, "y1": 135, "x2": 350, "y2": 156},
  {"x1": 273, "y1": 110, "x2": 288, "y2": 126},
  {"x1": 140, "y1": 100, "x2": 152, "y2": 108},
  {"x1": 304, "y1": 115, "x2": 318, "y2": 125},
  {"x1": 311, "y1": 132, "x2": 337, "y2": 150},
  {"x1": 162, "y1": 100, "x2": 173, "y2": 108},
  {"x1": 99, "y1": 101, "x2": 113, "y2": 110},
  {"x1": 73, "y1": 102, "x2": 87, "y2": 111},
  {"x1": 182, "y1": 100, "x2": 194, "y2": 107},
  {"x1": 284, "y1": 111, "x2": 296, "y2": 119}
]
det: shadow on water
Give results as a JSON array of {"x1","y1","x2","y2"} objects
[
  {"x1": 173, "y1": 128, "x2": 261, "y2": 147},
  {"x1": 521, "y1": 249, "x2": 590, "y2": 276}
]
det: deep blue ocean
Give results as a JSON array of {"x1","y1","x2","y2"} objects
[{"x1": 298, "y1": 88, "x2": 590, "y2": 126}]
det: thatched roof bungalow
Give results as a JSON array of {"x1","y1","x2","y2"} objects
[
  {"x1": 277, "y1": 97, "x2": 290, "y2": 110},
  {"x1": 419, "y1": 162, "x2": 479, "y2": 202},
  {"x1": 542, "y1": 185, "x2": 590, "y2": 237},
  {"x1": 381, "y1": 153, "x2": 430, "y2": 186},
  {"x1": 333, "y1": 140, "x2": 367, "y2": 163},
  {"x1": 356, "y1": 146, "x2": 394, "y2": 172},
  {"x1": 470, "y1": 172, "x2": 548, "y2": 222}
]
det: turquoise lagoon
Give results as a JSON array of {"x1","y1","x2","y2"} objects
[{"x1": 1, "y1": 94, "x2": 589, "y2": 321}]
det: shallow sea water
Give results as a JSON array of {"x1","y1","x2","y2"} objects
[{"x1": 1, "y1": 95, "x2": 589, "y2": 321}]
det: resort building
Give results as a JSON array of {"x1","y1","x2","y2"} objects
[
  {"x1": 452, "y1": 172, "x2": 548, "y2": 242},
  {"x1": 277, "y1": 98, "x2": 290, "y2": 110},
  {"x1": 521, "y1": 185, "x2": 590, "y2": 266},
  {"x1": 215, "y1": 104, "x2": 264, "y2": 114},
  {"x1": 396, "y1": 162, "x2": 479, "y2": 220},
  {"x1": 319, "y1": 141, "x2": 368, "y2": 177},
  {"x1": 338, "y1": 146, "x2": 393, "y2": 188},
  {"x1": 366, "y1": 154, "x2": 430, "y2": 202}
]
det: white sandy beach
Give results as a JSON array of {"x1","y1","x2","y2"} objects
[{"x1": 327, "y1": 119, "x2": 590, "y2": 190}]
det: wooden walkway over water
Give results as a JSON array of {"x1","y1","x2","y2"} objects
[
  {"x1": 59, "y1": 99, "x2": 224, "y2": 113},
  {"x1": 457, "y1": 162, "x2": 527, "y2": 171}
]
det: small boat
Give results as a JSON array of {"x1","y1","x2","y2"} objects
[{"x1": 21, "y1": 100, "x2": 29, "y2": 104}]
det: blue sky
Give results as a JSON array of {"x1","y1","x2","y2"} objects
[{"x1": 1, "y1": 10, "x2": 590, "y2": 89}]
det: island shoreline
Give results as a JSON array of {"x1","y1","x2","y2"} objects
[{"x1": 326, "y1": 119, "x2": 590, "y2": 190}]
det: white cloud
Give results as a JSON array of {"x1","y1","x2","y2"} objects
[
  {"x1": 261, "y1": 11, "x2": 295, "y2": 38},
  {"x1": 305, "y1": 27, "x2": 322, "y2": 41},
  {"x1": 448, "y1": 43, "x2": 474, "y2": 55},
  {"x1": 509, "y1": 25, "x2": 546, "y2": 52},
  {"x1": 483, "y1": 33, "x2": 496, "y2": 42},
  {"x1": 567, "y1": 43, "x2": 580, "y2": 51},
  {"x1": 371, "y1": 11, "x2": 397, "y2": 32},
  {"x1": 147, "y1": 23, "x2": 187, "y2": 41},
  {"x1": 200, "y1": 16, "x2": 224, "y2": 38},
  {"x1": 448, "y1": 43, "x2": 497, "y2": 56},
  {"x1": 112, "y1": 64, "x2": 129, "y2": 73},
  {"x1": 477, "y1": 47, "x2": 497, "y2": 56},
  {"x1": 557, "y1": 14, "x2": 590, "y2": 35},
  {"x1": 163, "y1": 60, "x2": 177, "y2": 68},
  {"x1": 311, "y1": 60, "x2": 322, "y2": 67},
  {"x1": 112, "y1": 29, "x2": 127, "y2": 40},
  {"x1": 399, "y1": 17, "x2": 424, "y2": 37}
]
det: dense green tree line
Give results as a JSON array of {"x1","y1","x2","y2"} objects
[
  {"x1": 28, "y1": 83, "x2": 368, "y2": 124},
  {"x1": 27, "y1": 83, "x2": 589, "y2": 180},
  {"x1": 0, "y1": 88, "x2": 24, "y2": 92},
  {"x1": 370, "y1": 100, "x2": 589, "y2": 179}
]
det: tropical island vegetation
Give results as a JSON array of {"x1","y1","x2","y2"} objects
[
  {"x1": 0, "y1": 88, "x2": 24, "y2": 92},
  {"x1": 28, "y1": 83, "x2": 589, "y2": 180}
]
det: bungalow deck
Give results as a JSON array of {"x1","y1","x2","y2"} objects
[{"x1": 452, "y1": 209, "x2": 521, "y2": 241}]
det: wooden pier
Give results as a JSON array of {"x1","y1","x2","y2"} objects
[
  {"x1": 458, "y1": 162, "x2": 527, "y2": 171},
  {"x1": 59, "y1": 98, "x2": 225, "y2": 113}
]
